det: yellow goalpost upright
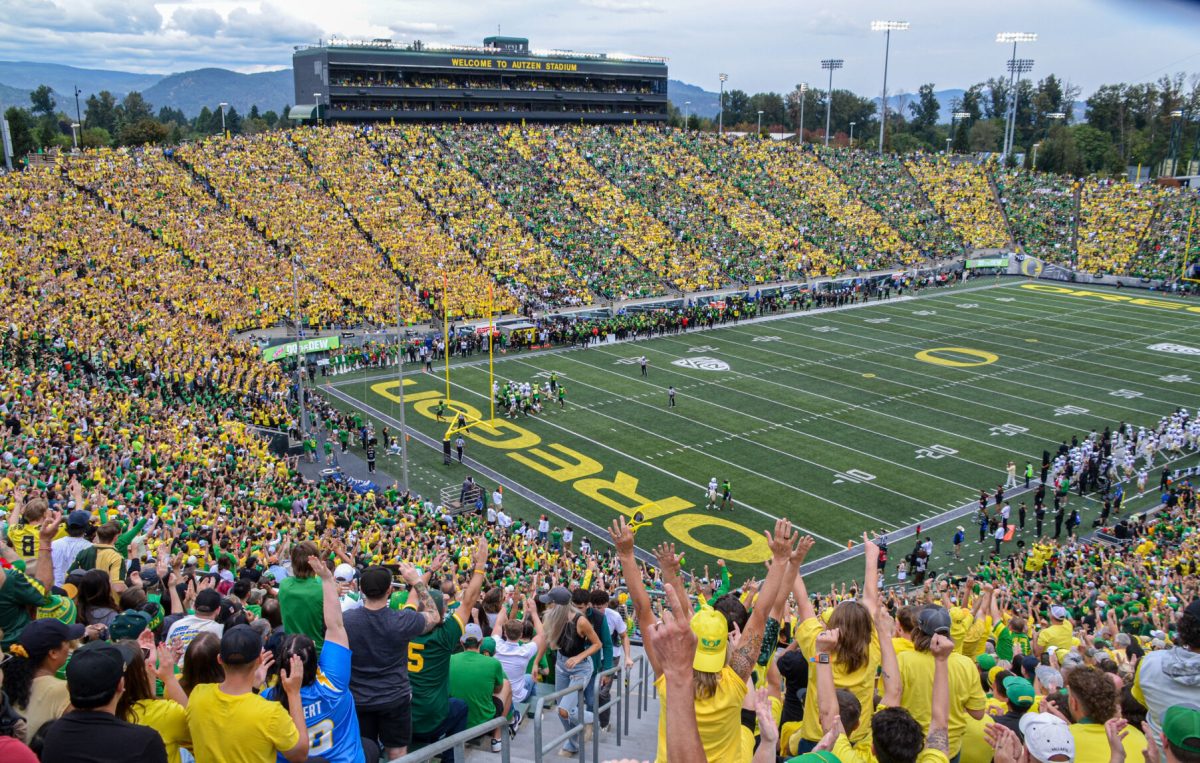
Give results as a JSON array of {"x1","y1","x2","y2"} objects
[{"x1": 440, "y1": 278, "x2": 498, "y2": 441}]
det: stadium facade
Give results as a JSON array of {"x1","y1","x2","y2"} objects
[{"x1": 292, "y1": 36, "x2": 668, "y2": 123}]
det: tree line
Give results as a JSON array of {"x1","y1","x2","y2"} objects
[
  {"x1": 4, "y1": 73, "x2": 1200, "y2": 179},
  {"x1": 669, "y1": 72, "x2": 1200, "y2": 177},
  {"x1": 2, "y1": 85, "x2": 294, "y2": 158}
]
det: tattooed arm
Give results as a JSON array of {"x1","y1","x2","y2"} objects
[
  {"x1": 398, "y1": 561, "x2": 442, "y2": 633},
  {"x1": 926, "y1": 634, "x2": 954, "y2": 756}
]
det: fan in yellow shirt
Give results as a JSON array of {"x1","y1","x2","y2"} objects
[
  {"x1": 1035, "y1": 605, "x2": 1074, "y2": 656},
  {"x1": 1065, "y1": 665, "x2": 1146, "y2": 763}
]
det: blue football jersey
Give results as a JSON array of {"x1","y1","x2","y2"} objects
[{"x1": 266, "y1": 640, "x2": 364, "y2": 763}]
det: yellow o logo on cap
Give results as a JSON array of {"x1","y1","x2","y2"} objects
[{"x1": 914, "y1": 347, "x2": 999, "y2": 368}]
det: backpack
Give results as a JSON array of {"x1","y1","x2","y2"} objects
[{"x1": 67, "y1": 545, "x2": 98, "y2": 574}]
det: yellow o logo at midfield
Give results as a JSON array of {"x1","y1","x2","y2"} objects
[
  {"x1": 914, "y1": 347, "x2": 999, "y2": 368},
  {"x1": 662, "y1": 514, "x2": 771, "y2": 564}
]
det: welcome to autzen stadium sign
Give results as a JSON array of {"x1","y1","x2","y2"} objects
[{"x1": 262, "y1": 336, "x2": 341, "y2": 362}]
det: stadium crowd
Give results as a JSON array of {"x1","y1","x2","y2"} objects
[{"x1": 1, "y1": 122, "x2": 1200, "y2": 763}]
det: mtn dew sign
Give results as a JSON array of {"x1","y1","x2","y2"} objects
[
  {"x1": 965, "y1": 257, "x2": 1010, "y2": 269},
  {"x1": 262, "y1": 335, "x2": 341, "y2": 362}
]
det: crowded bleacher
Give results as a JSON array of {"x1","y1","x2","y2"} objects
[{"x1": 1, "y1": 122, "x2": 1200, "y2": 763}]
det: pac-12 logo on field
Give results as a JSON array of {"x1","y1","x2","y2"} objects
[
  {"x1": 672, "y1": 357, "x2": 730, "y2": 371},
  {"x1": 1147, "y1": 343, "x2": 1200, "y2": 355}
]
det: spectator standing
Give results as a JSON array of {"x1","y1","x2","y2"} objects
[
  {"x1": 165, "y1": 586, "x2": 224, "y2": 664},
  {"x1": 1132, "y1": 599, "x2": 1200, "y2": 760},
  {"x1": 344, "y1": 563, "x2": 440, "y2": 760},
  {"x1": 186, "y1": 625, "x2": 309, "y2": 763},
  {"x1": 448, "y1": 622, "x2": 511, "y2": 753},
  {"x1": 40, "y1": 641, "x2": 167, "y2": 763},
  {"x1": 278, "y1": 541, "x2": 325, "y2": 653},
  {"x1": 409, "y1": 539, "x2": 488, "y2": 762},
  {"x1": 51, "y1": 509, "x2": 93, "y2": 587},
  {"x1": 5, "y1": 618, "x2": 85, "y2": 739}
]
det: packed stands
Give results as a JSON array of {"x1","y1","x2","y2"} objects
[
  {"x1": 176, "y1": 133, "x2": 427, "y2": 325},
  {"x1": 818, "y1": 147, "x2": 965, "y2": 260},
  {"x1": 440, "y1": 125, "x2": 673, "y2": 301},
  {"x1": 1076, "y1": 179, "x2": 1164, "y2": 276},
  {"x1": 906, "y1": 156, "x2": 1012, "y2": 249},
  {"x1": 993, "y1": 168, "x2": 1080, "y2": 264},
  {"x1": 381, "y1": 125, "x2": 594, "y2": 310},
  {"x1": 1135, "y1": 187, "x2": 1200, "y2": 279},
  {"x1": 292, "y1": 125, "x2": 520, "y2": 319}
]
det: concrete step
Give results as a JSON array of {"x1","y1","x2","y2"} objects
[{"x1": 463, "y1": 682, "x2": 660, "y2": 763}]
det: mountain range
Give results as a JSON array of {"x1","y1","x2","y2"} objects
[{"x1": 0, "y1": 60, "x2": 1080, "y2": 124}]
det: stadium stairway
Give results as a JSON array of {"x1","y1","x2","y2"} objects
[{"x1": 463, "y1": 660, "x2": 662, "y2": 763}]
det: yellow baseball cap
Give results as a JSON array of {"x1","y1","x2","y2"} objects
[{"x1": 691, "y1": 608, "x2": 728, "y2": 673}]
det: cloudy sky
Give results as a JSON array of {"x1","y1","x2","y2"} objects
[{"x1": 2, "y1": 0, "x2": 1198, "y2": 95}]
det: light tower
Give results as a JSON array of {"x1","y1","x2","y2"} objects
[
  {"x1": 871, "y1": 20, "x2": 909, "y2": 154},
  {"x1": 718, "y1": 73, "x2": 729, "y2": 135},
  {"x1": 996, "y1": 32, "x2": 1037, "y2": 160},
  {"x1": 820, "y1": 59, "x2": 844, "y2": 147}
]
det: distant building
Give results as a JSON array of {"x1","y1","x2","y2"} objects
[{"x1": 291, "y1": 36, "x2": 668, "y2": 124}]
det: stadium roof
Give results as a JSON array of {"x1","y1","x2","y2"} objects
[{"x1": 295, "y1": 37, "x2": 667, "y2": 65}]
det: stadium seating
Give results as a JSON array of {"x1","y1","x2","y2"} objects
[
  {"x1": 1134, "y1": 186, "x2": 1200, "y2": 279},
  {"x1": 993, "y1": 168, "x2": 1080, "y2": 264},
  {"x1": 1076, "y1": 178, "x2": 1164, "y2": 275},
  {"x1": 818, "y1": 148, "x2": 965, "y2": 260},
  {"x1": 906, "y1": 156, "x2": 1012, "y2": 249}
]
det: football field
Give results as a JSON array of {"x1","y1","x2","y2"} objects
[{"x1": 324, "y1": 279, "x2": 1200, "y2": 586}]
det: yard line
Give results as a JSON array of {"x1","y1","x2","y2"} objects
[
  {"x1": 516, "y1": 350, "x2": 987, "y2": 499},
  {"x1": 715, "y1": 303, "x2": 1193, "y2": 429},
  {"x1": 374, "y1": 368, "x2": 852, "y2": 548},
  {"x1": 875, "y1": 300, "x2": 1200, "y2": 399},
  {"x1": 487, "y1": 357, "x2": 922, "y2": 522},
  {"x1": 790, "y1": 313, "x2": 1190, "y2": 417}
]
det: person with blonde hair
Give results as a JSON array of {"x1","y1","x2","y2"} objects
[{"x1": 538, "y1": 584, "x2": 600, "y2": 758}]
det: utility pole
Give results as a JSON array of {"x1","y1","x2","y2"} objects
[{"x1": 718, "y1": 73, "x2": 728, "y2": 136}]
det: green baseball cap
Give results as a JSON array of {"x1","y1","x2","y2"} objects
[
  {"x1": 976, "y1": 653, "x2": 997, "y2": 671},
  {"x1": 1003, "y1": 676, "x2": 1037, "y2": 709},
  {"x1": 786, "y1": 753, "x2": 840, "y2": 763},
  {"x1": 1163, "y1": 704, "x2": 1200, "y2": 754}
]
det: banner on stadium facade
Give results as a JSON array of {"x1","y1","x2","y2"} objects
[
  {"x1": 262, "y1": 335, "x2": 341, "y2": 362},
  {"x1": 965, "y1": 257, "x2": 1010, "y2": 269}
]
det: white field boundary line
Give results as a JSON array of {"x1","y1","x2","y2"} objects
[
  {"x1": 712, "y1": 305, "x2": 1192, "y2": 430},
  {"x1": 329, "y1": 280, "x2": 1028, "y2": 391},
  {"x1": 331, "y1": 366, "x2": 847, "y2": 549},
  {"x1": 321, "y1": 385, "x2": 664, "y2": 568},
  {"x1": 799, "y1": 446, "x2": 1200, "y2": 576},
  {"x1": 767, "y1": 313, "x2": 1193, "y2": 420},
  {"x1": 492, "y1": 353, "x2": 941, "y2": 521}
]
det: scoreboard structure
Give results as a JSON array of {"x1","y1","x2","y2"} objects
[{"x1": 292, "y1": 36, "x2": 668, "y2": 123}]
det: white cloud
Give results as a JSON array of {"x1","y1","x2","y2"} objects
[
  {"x1": 225, "y1": 3, "x2": 322, "y2": 42},
  {"x1": 10, "y1": 0, "x2": 163, "y2": 34},
  {"x1": 169, "y1": 8, "x2": 225, "y2": 36},
  {"x1": 387, "y1": 21, "x2": 455, "y2": 36},
  {"x1": 579, "y1": 0, "x2": 663, "y2": 12}
]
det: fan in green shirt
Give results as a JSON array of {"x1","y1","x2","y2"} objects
[
  {"x1": 449, "y1": 636, "x2": 507, "y2": 728},
  {"x1": 279, "y1": 571, "x2": 326, "y2": 653}
]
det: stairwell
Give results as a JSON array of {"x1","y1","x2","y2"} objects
[
  {"x1": 985, "y1": 169, "x2": 1019, "y2": 251},
  {"x1": 1070, "y1": 182, "x2": 1083, "y2": 268},
  {"x1": 898, "y1": 159, "x2": 968, "y2": 256}
]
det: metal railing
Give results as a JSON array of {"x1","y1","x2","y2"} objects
[
  {"x1": 590, "y1": 664, "x2": 623, "y2": 762},
  {"x1": 533, "y1": 682, "x2": 588, "y2": 762},
  {"x1": 391, "y1": 714, "x2": 510, "y2": 763}
]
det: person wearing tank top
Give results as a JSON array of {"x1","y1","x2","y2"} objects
[{"x1": 538, "y1": 586, "x2": 600, "y2": 757}]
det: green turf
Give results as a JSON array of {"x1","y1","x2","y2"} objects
[{"x1": 325, "y1": 279, "x2": 1200, "y2": 586}]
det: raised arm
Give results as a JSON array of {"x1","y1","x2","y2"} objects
[
  {"x1": 814, "y1": 627, "x2": 841, "y2": 733},
  {"x1": 36, "y1": 509, "x2": 63, "y2": 591},
  {"x1": 875, "y1": 607, "x2": 903, "y2": 707},
  {"x1": 927, "y1": 634, "x2": 953, "y2": 756},
  {"x1": 609, "y1": 518, "x2": 661, "y2": 675},
  {"x1": 862, "y1": 533, "x2": 880, "y2": 617},
  {"x1": 731, "y1": 522, "x2": 807, "y2": 681},
  {"x1": 457, "y1": 538, "x2": 490, "y2": 615},
  {"x1": 308, "y1": 558, "x2": 347, "y2": 648},
  {"x1": 645, "y1": 579, "x2": 705, "y2": 763}
]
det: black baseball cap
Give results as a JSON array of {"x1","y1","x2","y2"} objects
[
  {"x1": 360, "y1": 566, "x2": 393, "y2": 599},
  {"x1": 18, "y1": 618, "x2": 86, "y2": 656},
  {"x1": 66, "y1": 641, "x2": 136, "y2": 709},
  {"x1": 220, "y1": 624, "x2": 263, "y2": 666},
  {"x1": 918, "y1": 606, "x2": 953, "y2": 636},
  {"x1": 539, "y1": 586, "x2": 571, "y2": 606},
  {"x1": 194, "y1": 589, "x2": 221, "y2": 613}
]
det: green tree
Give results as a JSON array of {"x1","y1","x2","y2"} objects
[
  {"x1": 157, "y1": 106, "x2": 188, "y2": 126},
  {"x1": 263, "y1": 110, "x2": 279, "y2": 128},
  {"x1": 84, "y1": 91, "x2": 119, "y2": 133},
  {"x1": 984, "y1": 77, "x2": 1010, "y2": 119},
  {"x1": 958, "y1": 84, "x2": 984, "y2": 121},
  {"x1": 118, "y1": 117, "x2": 170, "y2": 146},
  {"x1": 721, "y1": 89, "x2": 750, "y2": 126},
  {"x1": 29, "y1": 84, "x2": 56, "y2": 117},
  {"x1": 117, "y1": 91, "x2": 154, "y2": 126},
  {"x1": 3, "y1": 107, "x2": 35, "y2": 158},
  {"x1": 80, "y1": 126, "x2": 112, "y2": 148},
  {"x1": 908, "y1": 83, "x2": 940, "y2": 130},
  {"x1": 969, "y1": 119, "x2": 1004, "y2": 152}
]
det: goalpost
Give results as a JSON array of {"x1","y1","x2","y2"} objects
[{"x1": 439, "y1": 277, "x2": 498, "y2": 442}]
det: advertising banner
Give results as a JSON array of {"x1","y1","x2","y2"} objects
[{"x1": 262, "y1": 335, "x2": 341, "y2": 362}]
